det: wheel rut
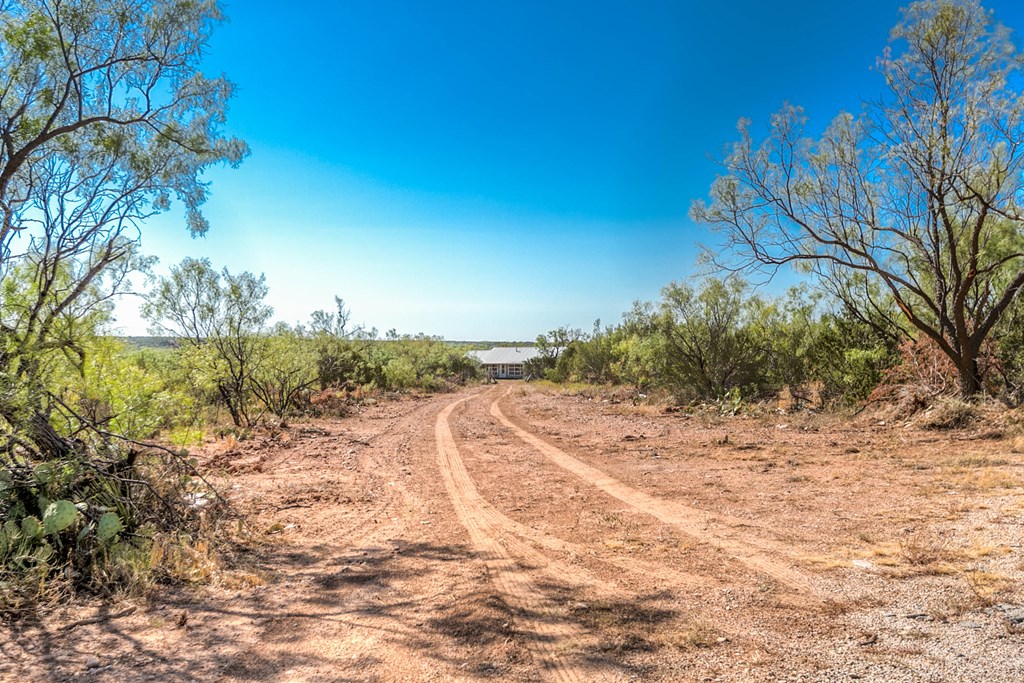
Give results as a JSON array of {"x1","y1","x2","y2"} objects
[
  {"x1": 435, "y1": 395, "x2": 600, "y2": 683},
  {"x1": 489, "y1": 387, "x2": 820, "y2": 599}
]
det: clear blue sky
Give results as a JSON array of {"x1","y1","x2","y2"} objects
[{"x1": 117, "y1": 0, "x2": 1024, "y2": 340}]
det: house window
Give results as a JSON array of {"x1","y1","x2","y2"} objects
[{"x1": 509, "y1": 365, "x2": 522, "y2": 377}]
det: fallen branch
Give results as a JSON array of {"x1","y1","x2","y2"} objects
[{"x1": 60, "y1": 606, "x2": 137, "y2": 631}]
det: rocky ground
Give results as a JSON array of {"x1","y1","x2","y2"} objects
[{"x1": 2, "y1": 383, "x2": 1022, "y2": 682}]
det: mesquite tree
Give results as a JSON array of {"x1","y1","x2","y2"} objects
[
  {"x1": 143, "y1": 258, "x2": 272, "y2": 427},
  {"x1": 692, "y1": 0, "x2": 1024, "y2": 397},
  {"x1": 0, "y1": 2, "x2": 243, "y2": 592},
  {"x1": 0, "y1": 0, "x2": 246, "y2": 454}
]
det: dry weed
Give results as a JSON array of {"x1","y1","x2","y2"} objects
[
  {"x1": 945, "y1": 454, "x2": 1011, "y2": 468},
  {"x1": 956, "y1": 467, "x2": 1020, "y2": 492},
  {"x1": 917, "y1": 399, "x2": 977, "y2": 430},
  {"x1": 962, "y1": 569, "x2": 1012, "y2": 604},
  {"x1": 798, "y1": 553, "x2": 851, "y2": 570},
  {"x1": 959, "y1": 540, "x2": 1010, "y2": 560},
  {"x1": 150, "y1": 534, "x2": 219, "y2": 584},
  {"x1": 655, "y1": 618, "x2": 723, "y2": 650},
  {"x1": 898, "y1": 530, "x2": 955, "y2": 570},
  {"x1": 216, "y1": 570, "x2": 267, "y2": 590}
]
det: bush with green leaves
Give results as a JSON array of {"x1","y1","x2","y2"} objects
[
  {"x1": 652, "y1": 278, "x2": 774, "y2": 402},
  {"x1": 533, "y1": 277, "x2": 904, "y2": 408},
  {"x1": 0, "y1": 0, "x2": 247, "y2": 609},
  {"x1": 993, "y1": 294, "x2": 1024, "y2": 405},
  {"x1": 0, "y1": 435, "x2": 215, "y2": 609},
  {"x1": 143, "y1": 258, "x2": 273, "y2": 427},
  {"x1": 62, "y1": 337, "x2": 195, "y2": 440},
  {"x1": 250, "y1": 325, "x2": 319, "y2": 419}
]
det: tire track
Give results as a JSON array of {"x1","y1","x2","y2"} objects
[
  {"x1": 448, "y1": 396, "x2": 718, "y2": 595},
  {"x1": 490, "y1": 388, "x2": 820, "y2": 599},
  {"x1": 436, "y1": 395, "x2": 596, "y2": 683}
]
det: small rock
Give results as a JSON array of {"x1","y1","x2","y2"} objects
[{"x1": 86, "y1": 657, "x2": 101, "y2": 670}]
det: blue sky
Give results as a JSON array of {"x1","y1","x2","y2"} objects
[{"x1": 118, "y1": 0, "x2": 1024, "y2": 340}]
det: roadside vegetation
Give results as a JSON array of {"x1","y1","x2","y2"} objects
[
  {"x1": 535, "y1": 0, "x2": 1024, "y2": 416},
  {"x1": 529, "y1": 273, "x2": 1024, "y2": 412},
  {"x1": 2, "y1": 250, "x2": 482, "y2": 609},
  {"x1": 0, "y1": 0, "x2": 483, "y2": 611}
]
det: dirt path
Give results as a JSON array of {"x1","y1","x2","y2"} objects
[
  {"x1": 435, "y1": 394, "x2": 595, "y2": 682},
  {"x1": 489, "y1": 387, "x2": 819, "y2": 599},
  {"x1": 3, "y1": 383, "x2": 1023, "y2": 682}
]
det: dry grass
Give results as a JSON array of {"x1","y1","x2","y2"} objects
[
  {"x1": 849, "y1": 541, "x2": 902, "y2": 568},
  {"x1": 216, "y1": 570, "x2": 267, "y2": 590},
  {"x1": 944, "y1": 454, "x2": 1011, "y2": 468},
  {"x1": 954, "y1": 467, "x2": 1021, "y2": 492},
  {"x1": 959, "y1": 540, "x2": 1011, "y2": 560},
  {"x1": 898, "y1": 531, "x2": 955, "y2": 569},
  {"x1": 569, "y1": 600, "x2": 725, "y2": 655},
  {"x1": 929, "y1": 569, "x2": 1015, "y2": 621},
  {"x1": 149, "y1": 534, "x2": 219, "y2": 584},
  {"x1": 654, "y1": 618, "x2": 723, "y2": 650},
  {"x1": 962, "y1": 569, "x2": 1013, "y2": 603},
  {"x1": 799, "y1": 553, "x2": 852, "y2": 570},
  {"x1": 916, "y1": 399, "x2": 978, "y2": 430}
]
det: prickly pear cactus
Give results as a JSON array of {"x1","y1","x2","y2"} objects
[
  {"x1": 21, "y1": 516, "x2": 42, "y2": 539},
  {"x1": 42, "y1": 500, "x2": 78, "y2": 535},
  {"x1": 96, "y1": 512, "x2": 123, "y2": 542},
  {"x1": 1, "y1": 520, "x2": 20, "y2": 560},
  {"x1": 32, "y1": 462, "x2": 54, "y2": 484}
]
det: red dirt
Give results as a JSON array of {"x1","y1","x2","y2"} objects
[{"x1": 3, "y1": 384, "x2": 1023, "y2": 682}]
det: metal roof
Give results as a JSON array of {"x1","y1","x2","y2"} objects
[{"x1": 467, "y1": 347, "x2": 543, "y2": 365}]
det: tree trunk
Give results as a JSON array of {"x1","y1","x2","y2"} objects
[
  {"x1": 217, "y1": 384, "x2": 243, "y2": 427},
  {"x1": 0, "y1": 402, "x2": 75, "y2": 459},
  {"x1": 956, "y1": 351, "x2": 983, "y2": 398}
]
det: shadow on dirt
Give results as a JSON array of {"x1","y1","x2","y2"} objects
[{"x1": 6, "y1": 541, "x2": 691, "y2": 681}]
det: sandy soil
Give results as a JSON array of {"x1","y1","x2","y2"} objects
[{"x1": 2, "y1": 383, "x2": 1023, "y2": 682}]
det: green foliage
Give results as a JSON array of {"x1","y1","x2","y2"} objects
[
  {"x1": 249, "y1": 326, "x2": 319, "y2": 418},
  {"x1": 0, "y1": 0, "x2": 244, "y2": 609},
  {"x1": 993, "y1": 294, "x2": 1024, "y2": 405},
  {"x1": 41, "y1": 500, "x2": 77, "y2": 535},
  {"x1": 653, "y1": 278, "x2": 773, "y2": 401},
  {"x1": 96, "y1": 512, "x2": 123, "y2": 543},
  {"x1": 809, "y1": 312, "x2": 898, "y2": 404},
  {"x1": 536, "y1": 277, "x2": 902, "y2": 407},
  {"x1": 143, "y1": 258, "x2": 273, "y2": 427},
  {"x1": 370, "y1": 336, "x2": 480, "y2": 392},
  {"x1": 692, "y1": 0, "x2": 1024, "y2": 397},
  {"x1": 383, "y1": 357, "x2": 417, "y2": 389},
  {"x1": 61, "y1": 338, "x2": 195, "y2": 440},
  {"x1": 526, "y1": 326, "x2": 586, "y2": 380}
]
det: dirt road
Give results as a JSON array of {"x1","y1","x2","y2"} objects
[{"x1": 3, "y1": 384, "x2": 1023, "y2": 682}]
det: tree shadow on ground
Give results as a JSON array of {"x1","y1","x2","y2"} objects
[{"x1": 6, "y1": 541, "x2": 696, "y2": 681}]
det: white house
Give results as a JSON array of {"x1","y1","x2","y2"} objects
[{"x1": 467, "y1": 346, "x2": 544, "y2": 379}]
